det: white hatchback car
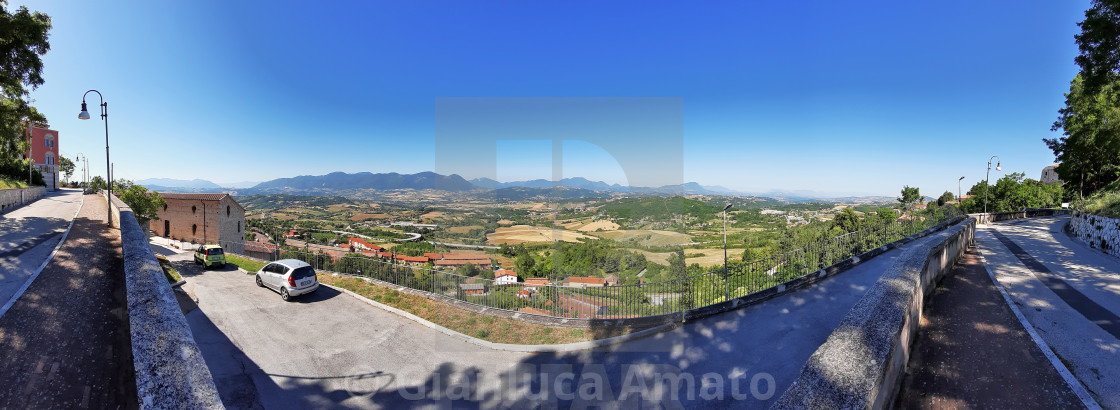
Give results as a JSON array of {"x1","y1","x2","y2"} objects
[{"x1": 255, "y1": 259, "x2": 319, "y2": 301}]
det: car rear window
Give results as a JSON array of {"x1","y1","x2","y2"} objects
[
  {"x1": 290, "y1": 266, "x2": 316, "y2": 280},
  {"x1": 207, "y1": 248, "x2": 224, "y2": 255}
]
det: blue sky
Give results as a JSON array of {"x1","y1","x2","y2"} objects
[{"x1": 17, "y1": 1, "x2": 1088, "y2": 197}]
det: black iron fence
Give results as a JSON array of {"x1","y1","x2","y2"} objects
[{"x1": 213, "y1": 207, "x2": 963, "y2": 319}]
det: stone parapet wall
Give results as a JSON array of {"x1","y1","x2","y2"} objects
[
  {"x1": 1070, "y1": 211, "x2": 1120, "y2": 257},
  {"x1": 107, "y1": 193, "x2": 223, "y2": 409},
  {"x1": 774, "y1": 218, "x2": 976, "y2": 410}
]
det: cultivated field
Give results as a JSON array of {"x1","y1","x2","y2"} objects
[
  {"x1": 487, "y1": 225, "x2": 595, "y2": 245},
  {"x1": 589, "y1": 229, "x2": 692, "y2": 247},
  {"x1": 685, "y1": 249, "x2": 728, "y2": 267},
  {"x1": 447, "y1": 225, "x2": 484, "y2": 234},
  {"x1": 350, "y1": 213, "x2": 391, "y2": 221},
  {"x1": 576, "y1": 220, "x2": 620, "y2": 232}
]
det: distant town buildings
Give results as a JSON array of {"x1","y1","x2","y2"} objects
[
  {"x1": 151, "y1": 193, "x2": 246, "y2": 254},
  {"x1": 524, "y1": 278, "x2": 550, "y2": 287},
  {"x1": 459, "y1": 283, "x2": 486, "y2": 296},
  {"x1": 562, "y1": 276, "x2": 606, "y2": 288},
  {"x1": 494, "y1": 269, "x2": 519, "y2": 285},
  {"x1": 428, "y1": 253, "x2": 493, "y2": 270},
  {"x1": 559, "y1": 294, "x2": 610, "y2": 318},
  {"x1": 349, "y1": 237, "x2": 384, "y2": 252},
  {"x1": 24, "y1": 123, "x2": 59, "y2": 191}
]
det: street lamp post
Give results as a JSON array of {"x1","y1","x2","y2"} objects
[
  {"x1": 75, "y1": 153, "x2": 88, "y2": 191},
  {"x1": 958, "y1": 176, "x2": 965, "y2": 202},
  {"x1": 79, "y1": 90, "x2": 111, "y2": 226},
  {"x1": 985, "y1": 156, "x2": 1002, "y2": 215}
]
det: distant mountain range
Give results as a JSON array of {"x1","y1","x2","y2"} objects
[
  {"x1": 137, "y1": 172, "x2": 898, "y2": 204},
  {"x1": 252, "y1": 171, "x2": 476, "y2": 192},
  {"x1": 468, "y1": 177, "x2": 737, "y2": 195},
  {"x1": 136, "y1": 178, "x2": 222, "y2": 189}
]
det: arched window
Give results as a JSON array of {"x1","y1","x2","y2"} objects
[
  {"x1": 44, "y1": 133, "x2": 54, "y2": 148},
  {"x1": 44, "y1": 151, "x2": 55, "y2": 165},
  {"x1": 192, "y1": 205, "x2": 197, "y2": 213},
  {"x1": 192, "y1": 224, "x2": 197, "y2": 235},
  {"x1": 237, "y1": 221, "x2": 241, "y2": 233},
  {"x1": 227, "y1": 205, "x2": 231, "y2": 216}
]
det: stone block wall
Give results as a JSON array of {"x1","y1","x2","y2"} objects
[
  {"x1": 774, "y1": 218, "x2": 976, "y2": 410},
  {"x1": 1070, "y1": 211, "x2": 1120, "y2": 257},
  {"x1": 108, "y1": 193, "x2": 223, "y2": 408},
  {"x1": 0, "y1": 186, "x2": 44, "y2": 213}
]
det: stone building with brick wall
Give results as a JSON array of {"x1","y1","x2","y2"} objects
[{"x1": 150, "y1": 193, "x2": 245, "y2": 254}]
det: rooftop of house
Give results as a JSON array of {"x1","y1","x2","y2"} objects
[
  {"x1": 160, "y1": 193, "x2": 235, "y2": 202},
  {"x1": 564, "y1": 276, "x2": 606, "y2": 284}
]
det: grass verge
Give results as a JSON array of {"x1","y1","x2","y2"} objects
[
  {"x1": 225, "y1": 253, "x2": 267, "y2": 273},
  {"x1": 0, "y1": 178, "x2": 28, "y2": 189},
  {"x1": 317, "y1": 273, "x2": 654, "y2": 345},
  {"x1": 155, "y1": 255, "x2": 183, "y2": 283},
  {"x1": 1077, "y1": 182, "x2": 1120, "y2": 218}
]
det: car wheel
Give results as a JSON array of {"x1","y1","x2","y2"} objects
[
  {"x1": 255, "y1": 275, "x2": 263, "y2": 288},
  {"x1": 281, "y1": 288, "x2": 291, "y2": 302}
]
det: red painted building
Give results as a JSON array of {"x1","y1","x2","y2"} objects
[{"x1": 24, "y1": 124, "x2": 59, "y2": 190}]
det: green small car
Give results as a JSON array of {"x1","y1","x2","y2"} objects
[{"x1": 194, "y1": 244, "x2": 226, "y2": 269}]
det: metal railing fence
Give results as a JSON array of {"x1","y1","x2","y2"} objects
[{"x1": 212, "y1": 207, "x2": 963, "y2": 319}]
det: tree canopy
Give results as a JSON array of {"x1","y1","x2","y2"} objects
[
  {"x1": 0, "y1": 3, "x2": 50, "y2": 167},
  {"x1": 113, "y1": 179, "x2": 165, "y2": 226},
  {"x1": 59, "y1": 155, "x2": 74, "y2": 182},
  {"x1": 960, "y1": 172, "x2": 1063, "y2": 213},
  {"x1": 1047, "y1": 1, "x2": 1120, "y2": 199},
  {"x1": 897, "y1": 185, "x2": 921, "y2": 209},
  {"x1": 1047, "y1": 75, "x2": 1120, "y2": 198},
  {"x1": 1074, "y1": 0, "x2": 1120, "y2": 92}
]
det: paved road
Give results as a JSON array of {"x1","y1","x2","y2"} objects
[
  {"x1": 978, "y1": 216, "x2": 1120, "y2": 409},
  {"x1": 0, "y1": 189, "x2": 83, "y2": 313},
  {"x1": 171, "y1": 234, "x2": 924, "y2": 409}
]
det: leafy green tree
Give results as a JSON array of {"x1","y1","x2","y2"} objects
[
  {"x1": 667, "y1": 247, "x2": 691, "y2": 309},
  {"x1": 897, "y1": 185, "x2": 921, "y2": 209},
  {"x1": 515, "y1": 253, "x2": 535, "y2": 274},
  {"x1": 875, "y1": 207, "x2": 897, "y2": 224},
  {"x1": 937, "y1": 191, "x2": 955, "y2": 206},
  {"x1": 1047, "y1": 75, "x2": 1120, "y2": 198},
  {"x1": 58, "y1": 156, "x2": 74, "y2": 183},
  {"x1": 960, "y1": 173, "x2": 1063, "y2": 213},
  {"x1": 113, "y1": 179, "x2": 165, "y2": 225},
  {"x1": 89, "y1": 175, "x2": 106, "y2": 193},
  {"x1": 1073, "y1": 0, "x2": 1120, "y2": 92},
  {"x1": 455, "y1": 262, "x2": 480, "y2": 277},
  {"x1": 0, "y1": 4, "x2": 50, "y2": 165},
  {"x1": 832, "y1": 207, "x2": 861, "y2": 233}
]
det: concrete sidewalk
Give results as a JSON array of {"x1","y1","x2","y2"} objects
[
  {"x1": 897, "y1": 247, "x2": 1084, "y2": 408},
  {"x1": 0, "y1": 194, "x2": 137, "y2": 409}
]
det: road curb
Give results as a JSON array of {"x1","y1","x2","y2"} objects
[
  {"x1": 0, "y1": 192, "x2": 84, "y2": 320},
  {"x1": 975, "y1": 238, "x2": 1102, "y2": 410},
  {"x1": 322, "y1": 280, "x2": 679, "y2": 353}
]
